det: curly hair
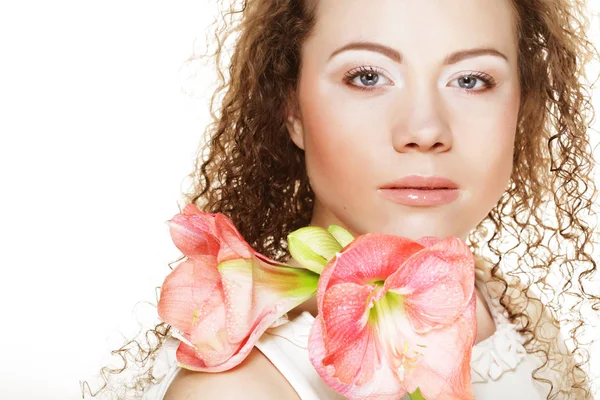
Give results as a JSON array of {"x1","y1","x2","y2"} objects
[{"x1": 81, "y1": 0, "x2": 600, "y2": 398}]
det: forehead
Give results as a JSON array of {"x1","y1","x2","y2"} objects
[{"x1": 305, "y1": 0, "x2": 518, "y2": 65}]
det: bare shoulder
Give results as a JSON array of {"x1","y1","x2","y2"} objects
[{"x1": 163, "y1": 347, "x2": 301, "y2": 400}]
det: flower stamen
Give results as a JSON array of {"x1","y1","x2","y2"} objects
[{"x1": 191, "y1": 309, "x2": 199, "y2": 326}]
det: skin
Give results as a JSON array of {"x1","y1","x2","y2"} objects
[
  {"x1": 285, "y1": 0, "x2": 520, "y2": 338},
  {"x1": 286, "y1": 0, "x2": 521, "y2": 243},
  {"x1": 167, "y1": 0, "x2": 522, "y2": 397}
]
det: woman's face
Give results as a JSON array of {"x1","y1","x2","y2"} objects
[{"x1": 286, "y1": 0, "x2": 521, "y2": 241}]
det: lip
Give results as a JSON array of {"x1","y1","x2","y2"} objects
[
  {"x1": 379, "y1": 175, "x2": 459, "y2": 190},
  {"x1": 378, "y1": 188, "x2": 460, "y2": 206}
]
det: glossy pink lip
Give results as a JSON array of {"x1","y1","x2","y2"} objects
[
  {"x1": 378, "y1": 188, "x2": 460, "y2": 206},
  {"x1": 380, "y1": 175, "x2": 459, "y2": 190}
]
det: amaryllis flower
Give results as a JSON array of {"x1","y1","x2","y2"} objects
[
  {"x1": 157, "y1": 203, "x2": 319, "y2": 372},
  {"x1": 308, "y1": 233, "x2": 477, "y2": 400},
  {"x1": 287, "y1": 225, "x2": 354, "y2": 273}
]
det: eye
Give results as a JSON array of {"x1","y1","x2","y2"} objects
[
  {"x1": 343, "y1": 67, "x2": 497, "y2": 94},
  {"x1": 449, "y1": 71, "x2": 496, "y2": 94},
  {"x1": 343, "y1": 66, "x2": 392, "y2": 92}
]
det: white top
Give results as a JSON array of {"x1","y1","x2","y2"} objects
[{"x1": 142, "y1": 279, "x2": 549, "y2": 400}]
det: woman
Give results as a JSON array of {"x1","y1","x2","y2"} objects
[{"x1": 82, "y1": 0, "x2": 599, "y2": 398}]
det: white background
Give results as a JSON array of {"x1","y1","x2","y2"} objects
[{"x1": 0, "y1": 1, "x2": 599, "y2": 399}]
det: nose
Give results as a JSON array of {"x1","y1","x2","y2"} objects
[{"x1": 391, "y1": 80, "x2": 452, "y2": 153}]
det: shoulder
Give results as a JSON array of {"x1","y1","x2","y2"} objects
[{"x1": 164, "y1": 347, "x2": 301, "y2": 400}]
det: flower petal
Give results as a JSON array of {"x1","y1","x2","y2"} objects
[
  {"x1": 327, "y1": 233, "x2": 424, "y2": 288},
  {"x1": 403, "y1": 280, "x2": 470, "y2": 333},
  {"x1": 384, "y1": 236, "x2": 475, "y2": 332},
  {"x1": 287, "y1": 235, "x2": 328, "y2": 274},
  {"x1": 401, "y1": 290, "x2": 477, "y2": 400},
  {"x1": 315, "y1": 253, "x2": 341, "y2": 313},
  {"x1": 157, "y1": 256, "x2": 222, "y2": 333},
  {"x1": 322, "y1": 318, "x2": 379, "y2": 385},
  {"x1": 217, "y1": 259, "x2": 254, "y2": 343},
  {"x1": 288, "y1": 226, "x2": 343, "y2": 274},
  {"x1": 217, "y1": 255, "x2": 319, "y2": 354},
  {"x1": 188, "y1": 304, "x2": 239, "y2": 366},
  {"x1": 415, "y1": 236, "x2": 442, "y2": 247},
  {"x1": 180, "y1": 296, "x2": 313, "y2": 372},
  {"x1": 214, "y1": 213, "x2": 254, "y2": 263},
  {"x1": 252, "y1": 253, "x2": 320, "y2": 303},
  {"x1": 327, "y1": 224, "x2": 355, "y2": 248},
  {"x1": 166, "y1": 213, "x2": 220, "y2": 257},
  {"x1": 309, "y1": 316, "x2": 403, "y2": 400},
  {"x1": 320, "y1": 282, "x2": 374, "y2": 358},
  {"x1": 176, "y1": 340, "x2": 212, "y2": 370}
]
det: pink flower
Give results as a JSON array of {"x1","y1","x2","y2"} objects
[
  {"x1": 308, "y1": 233, "x2": 477, "y2": 400},
  {"x1": 157, "y1": 204, "x2": 319, "y2": 372}
]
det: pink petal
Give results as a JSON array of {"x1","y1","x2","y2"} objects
[
  {"x1": 217, "y1": 259, "x2": 254, "y2": 343},
  {"x1": 384, "y1": 236, "x2": 475, "y2": 332},
  {"x1": 320, "y1": 282, "x2": 374, "y2": 361},
  {"x1": 214, "y1": 213, "x2": 254, "y2": 262},
  {"x1": 157, "y1": 256, "x2": 222, "y2": 333},
  {"x1": 158, "y1": 257, "x2": 242, "y2": 367},
  {"x1": 326, "y1": 233, "x2": 424, "y2": 289},
  {"x1": 354, "y1": 327, "x2": 380, "y2": 386},
  {"x1": 166, "y1": 213, "x2": 220, "y2": 257},
  {"x1": 309, "y1": 316, "x2": 403, "y2": 400},
  {"x1": 188, "y1": 304, "x2": 239, "y2": 366},
  {"x1": 415, "y1": 236, "x2": 442, "y2": 247},
  {"x1": 176, "y1": 340, "x2": 212, "y2": 370},
  {"x1": 322, "y1": 317, "x2": 380, "y2": 385},
  {"x1": 175, "y1": 314, "x2": 238, "y2": 369},
  {"x1": 179, "y1": 298, "x2": 310, "y2": 372},
  {"x1": 315, "y1": 252, "x2": 340, "y2": 313},
  {"x1": 181, "y1": 203, "x2": 216, "y2": 223},
  {"x1": 401, "y1": 289, "x2": 477, "y2": 400},
  {"x1": 403, "y1": 280, "x2": 469, "y2": 333}
]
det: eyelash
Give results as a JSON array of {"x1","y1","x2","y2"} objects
[{"x1": 342, "y1": 65, "x2": 497, "y2": 94}]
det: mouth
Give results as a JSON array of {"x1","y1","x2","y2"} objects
[
  {"x1": 379, "y1": 175, "x2": 460, "y2": 191},
  {"x1": 377, "y1": 187, "x2": 460, "y2": 207},
  {"x1": 395, "y1": 187, "x2": 453, "y2": 190}
]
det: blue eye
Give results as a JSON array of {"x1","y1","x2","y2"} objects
[
  {"x1": 343, "y1": 66, "x2": 391, "y2": 92},
  {"x1": 343, "y1": 66, "x2": 496, "y2": 94},
  {"x1": 450, "y1": 72, "x2": 496, "y2": 94}
]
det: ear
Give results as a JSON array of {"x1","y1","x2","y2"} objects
[
  {"x1": 286, "y1": 115, "x2": 305, "y2": 150},
  {"x1": 283, "y1": 93, "x2": 305, "y2": 150}
]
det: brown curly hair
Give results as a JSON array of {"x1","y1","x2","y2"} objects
[{"x1": 81, "y1": 0, "x2": 600, "y2": 398}]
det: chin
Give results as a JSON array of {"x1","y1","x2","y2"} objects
[{"x1": 370, "y1": 223, "x2": 454, "y2": 241}]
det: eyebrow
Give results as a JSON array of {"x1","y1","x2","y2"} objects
[{"x1": 327, "y1": 41, "x2": 509, "y2": 65}]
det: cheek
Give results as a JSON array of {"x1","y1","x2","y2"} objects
[
  {"x1": 296, "y1": 64, "x2": 388, "y2": 183},
  {"x1": 458, "y1": 100, "x2": 518, "y2": 211},
  {"x1": 302, "y1": 112, "x2": 372, "y2": 197},
  {"x1": 477, "y1": 140, "x2": 514, "y2": 199},
  {"x1": 298, "y1": 95, "x2": 381, "y2": 213}
]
